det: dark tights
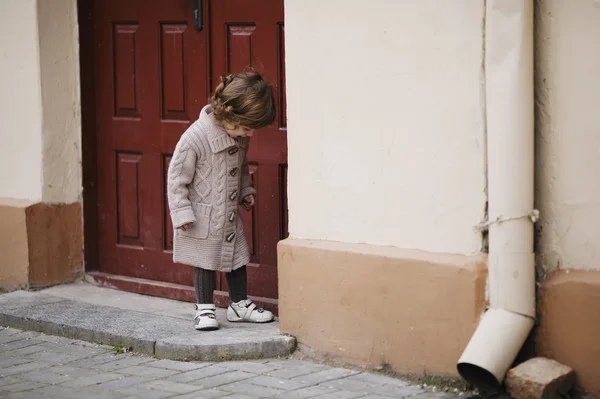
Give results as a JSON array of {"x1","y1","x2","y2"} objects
[{"x1": 194, "y1": 266, "x2": 247, "y2": 304}]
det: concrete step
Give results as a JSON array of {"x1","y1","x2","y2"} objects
[{"x1": 0, "y1": 283, "x2": 295, "y2": 362}]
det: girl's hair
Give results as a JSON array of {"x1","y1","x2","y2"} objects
[{"x1": 210, "y1": 72, "x2": 276, "y2": 129}]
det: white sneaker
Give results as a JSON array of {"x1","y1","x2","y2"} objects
[
  {"x1": 194, "y1": 304, "x2": 219, "y2": 331},
  {"x1": 227, "y1": 299, "x2": 274, "y2": 323}
]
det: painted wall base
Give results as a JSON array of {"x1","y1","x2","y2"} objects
[
  {"x1": 538, "y1": 270, "x2": 600, "y2": 393},
  {"x1": 277, "y1": 238, "x2": 488, "y2": 376},
  {"x1": 0, "y1": 198, "x2": 83, "y2": 291}
]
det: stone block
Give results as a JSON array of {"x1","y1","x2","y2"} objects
[{"x1": 505, "y1": 357, "x2": 575, "y2": 399}]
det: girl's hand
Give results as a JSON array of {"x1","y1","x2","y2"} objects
[
  {"x1": 242, "y1": 194, "x2": 255, "y2": 210},
  {"x1": 177, "y1": 223, "x2": 194, "y2": 231}
]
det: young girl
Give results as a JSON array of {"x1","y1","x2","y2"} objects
[{"x1": 167, "y1": 72, "x2": 276, "y2": 331}]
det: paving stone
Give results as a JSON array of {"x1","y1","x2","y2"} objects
[
  {"x1": 24, "y1": 349, "x2": 84, "y2": 364},
  {"x1": 191, "y1": 370, "x2": 255, "y2": 388},
  {"x1": 218, "y1": 395, "x2": 259, "y2": 399},
  {"x1": 0, "y1": 361, "x2": 54, "y2": 376},
  {"x1": 173, "y1": 388, "x2": 233, "y2": 398},
  {"x1": 144, "y1": 359, "x2": 213, "y2": 371},
  {"x1": 92, "y1": 354, "x2": 154, "y2": 371},
  {"x1": 311, "y1": 389, "x2": 369, "y2": 399},
  {"x1": 48, "y1": 365, "x2": 101, "y2": 378},
  {"x1": 61, "y1": 373, "x2": 122, "y2": 388},
  {"x1": 1, "y1": 390, "x2": 51, "y2": 399},
  {"x1": 61, "y1": 372, "x2": 123, "y2": 388},
  {"x1": 2, "y1": 344, "x2": 47, "y2": 357},
  {"x1": 0, "y1": 356, "x2": 33, "y2": 369},
  {"x1": 117, "y1": 364, "x2": 182, "y2": 378},
  {"x1": 117, "y1": 386, "x2": 175, "y2": 399},
  {"x1": 65, "y1": 352, "x2": 129, "y2": 368},
  {"x1": 292, "y1": 367, "x2": 361, "y2": 385},
  {"x1": 94, "y1": 375, "x2": 151, "y2": 390},
  {"x1": 218, "y1": 360, "x2": 282, "y2": 374},
  {"x1": 134, "y1": 379, "x2": 205, "y2": 394},
  {"x1": 246, "y1": 374, "x2": 312, "y2": 391},
  {"x1": 267, "y1": 362, "x2": 329, "y2": 379},
  {"x1": 18, "y1": 369, "x2": 75, "y2": 385},
  {"x1": 36, "y1": 341, "x2": 109, "y2": 357},
  {"x1": 348, "y1": 372, "x2": 411, "y2": 387},
  {"x1": 167, "y1": 365, "x2": 231, "y2": 384},
  {"x1": 0, "y1": 380, "x2": 47, "y2": 393},
  {"x1": 33, "y1": 384, "x2": 120, "y2": 399},
  {"x1": 0, "y1": 334, "x2": 34, "y2": 345},
  {"x1": 219, "y1": 380, "x2": 286, "y2": 398},
  {"x1": 0, "y1": 338, "x2": 42, "y2": 352},
  {"x1": 271, "y1": 385, "x2": 339, "y2": 399},
  {"x1": 0, "y1": 376, "x2": 22, "y2": 387},
  {"x1": 320, "y1": 377, "x2": 393, "y2": 393}
]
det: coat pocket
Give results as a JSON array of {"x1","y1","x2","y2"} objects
[{"x1": 181, "y1": 202, "x2": 212, "y2": 239}]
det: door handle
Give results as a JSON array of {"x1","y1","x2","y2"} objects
[{"x1": 194, "y1": 0, "x2": 203, "y2": 31}]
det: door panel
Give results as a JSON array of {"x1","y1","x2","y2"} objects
[
  {"x1": 210, "y1": 0, "x2": 286, "y2": 301},
  {"x1": 93, "y1": 0, "x2": 286, "y2": 307}
]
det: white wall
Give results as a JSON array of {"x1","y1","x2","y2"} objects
[
  {"x1": 285, "y1": 0, "x2": 487, "y2": 255},
  {"x1": 536, "y1": 0, "x2": 600, "y2": 272},
  {"x1": 38, "y1": 0, "x2": 82, "y2": 204},
  {"x1": 0, "y1": 0, "x2": 43, "y2": 201},
  {"x1": 0, "y1": 0, "x2": 81, "y2": 204}
]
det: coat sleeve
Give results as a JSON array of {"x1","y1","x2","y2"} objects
[
  {"x1": 167, "y1": 135, "x2": 197, "y2": 228},
  {"x1": 239, "y1": 150, "x2": 257, "y2": 203}
]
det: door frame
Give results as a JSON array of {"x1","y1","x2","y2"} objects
[
  {"x1": 78, "y1": 0, "x2": 99, "y2": 273},
  {"x1": 76, "y1": 0, "x2": 279, "y2": 313}
]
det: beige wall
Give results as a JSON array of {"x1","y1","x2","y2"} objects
[
  {"x1": 0, "y1": 0, "x2": 83, "y2": 290},
  {"x1": 0, "y1": 0, "x2": 81, "y2": 204},
  {"x1": 535, "y1": 0, "x2": 600, "y2": 273},
  {"x1": 285, "y1": 0, "x2": 487, "y2": 255},
  {"x1": 38, "y1": 0, "x2": 82, "y2": 204},
  {"x1": 0, "y1": 0, "x2": 44, "y2": 201}
]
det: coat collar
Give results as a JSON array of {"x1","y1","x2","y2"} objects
[{"x1": 198, "y1": 105, "x2": 247, "y2": 153}]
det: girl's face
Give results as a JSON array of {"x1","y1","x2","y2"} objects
[{"x1": 224, "y1": 122, "x2": 254, "y2": 138}]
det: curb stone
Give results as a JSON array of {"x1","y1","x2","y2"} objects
[{"x1": 0, "y1": 290, "x2": 295, "y2": 361}]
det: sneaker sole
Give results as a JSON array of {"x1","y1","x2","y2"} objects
[
  {"x1": 195, "y1": 325, "x2": 220, "y2": 331},
  {"x1": 226, "y1": 318, "x2": 274, "y2": 323}
]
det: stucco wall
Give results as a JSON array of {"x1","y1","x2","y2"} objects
[
  {"x1": 0, "y1": 0, "x2": 81, "y2": 204},
  {"x1": 0, "y1": 0, "x2": 44, "y2": 201},
  {"x1": 285, "y1": 0, "x2": 487, "y2": 255},
  {"x1": 38, "y1": 0, "x2": 82, "y2": 204},
  {"x1": 535, "y1": 0, "x2": 600, "y2": 272}
]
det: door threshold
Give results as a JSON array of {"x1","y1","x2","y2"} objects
[{"x1": 85, "y1": 272, "x2": 278, "y2": 315}]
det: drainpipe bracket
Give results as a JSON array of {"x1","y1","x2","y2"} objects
[{"x1": 475, "y1": 209, "x2": 539, "y2": 232}]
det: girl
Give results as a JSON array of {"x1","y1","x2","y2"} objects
[{"x1": 167, "y1": 72, "x2": 276, "y2": 331}]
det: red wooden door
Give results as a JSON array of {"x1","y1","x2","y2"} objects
[
  {"x1": 91, "y1": 0, "x2": 286, "y2": 312},
  {"x1": 209, "y1": 0, "x2": 287, "y2": 308}
]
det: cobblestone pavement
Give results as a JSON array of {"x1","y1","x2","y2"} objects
[{"x1": 0, "y1": 327, "x2": 469, "y2": 399}]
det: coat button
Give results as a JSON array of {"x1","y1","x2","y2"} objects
[
  {"x1": 229, "y1": 211, "x2": 236, "y2": 222},
  {"x1": 229, "y1": 191, "x2": 238, "y2": 201},
  {"x1": 229, "y1": 167, "x2": 238, "y2": 176},
  {"x1": 226, "y1": 232, "x2": 235, "y2": 242},
  {"x1": 228, "y1": 147, "x2": 239, "y2": 155}
]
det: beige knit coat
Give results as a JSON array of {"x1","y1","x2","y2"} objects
[{"x1": 167, "y1": 105, "x2": 256, "y2": 272}]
